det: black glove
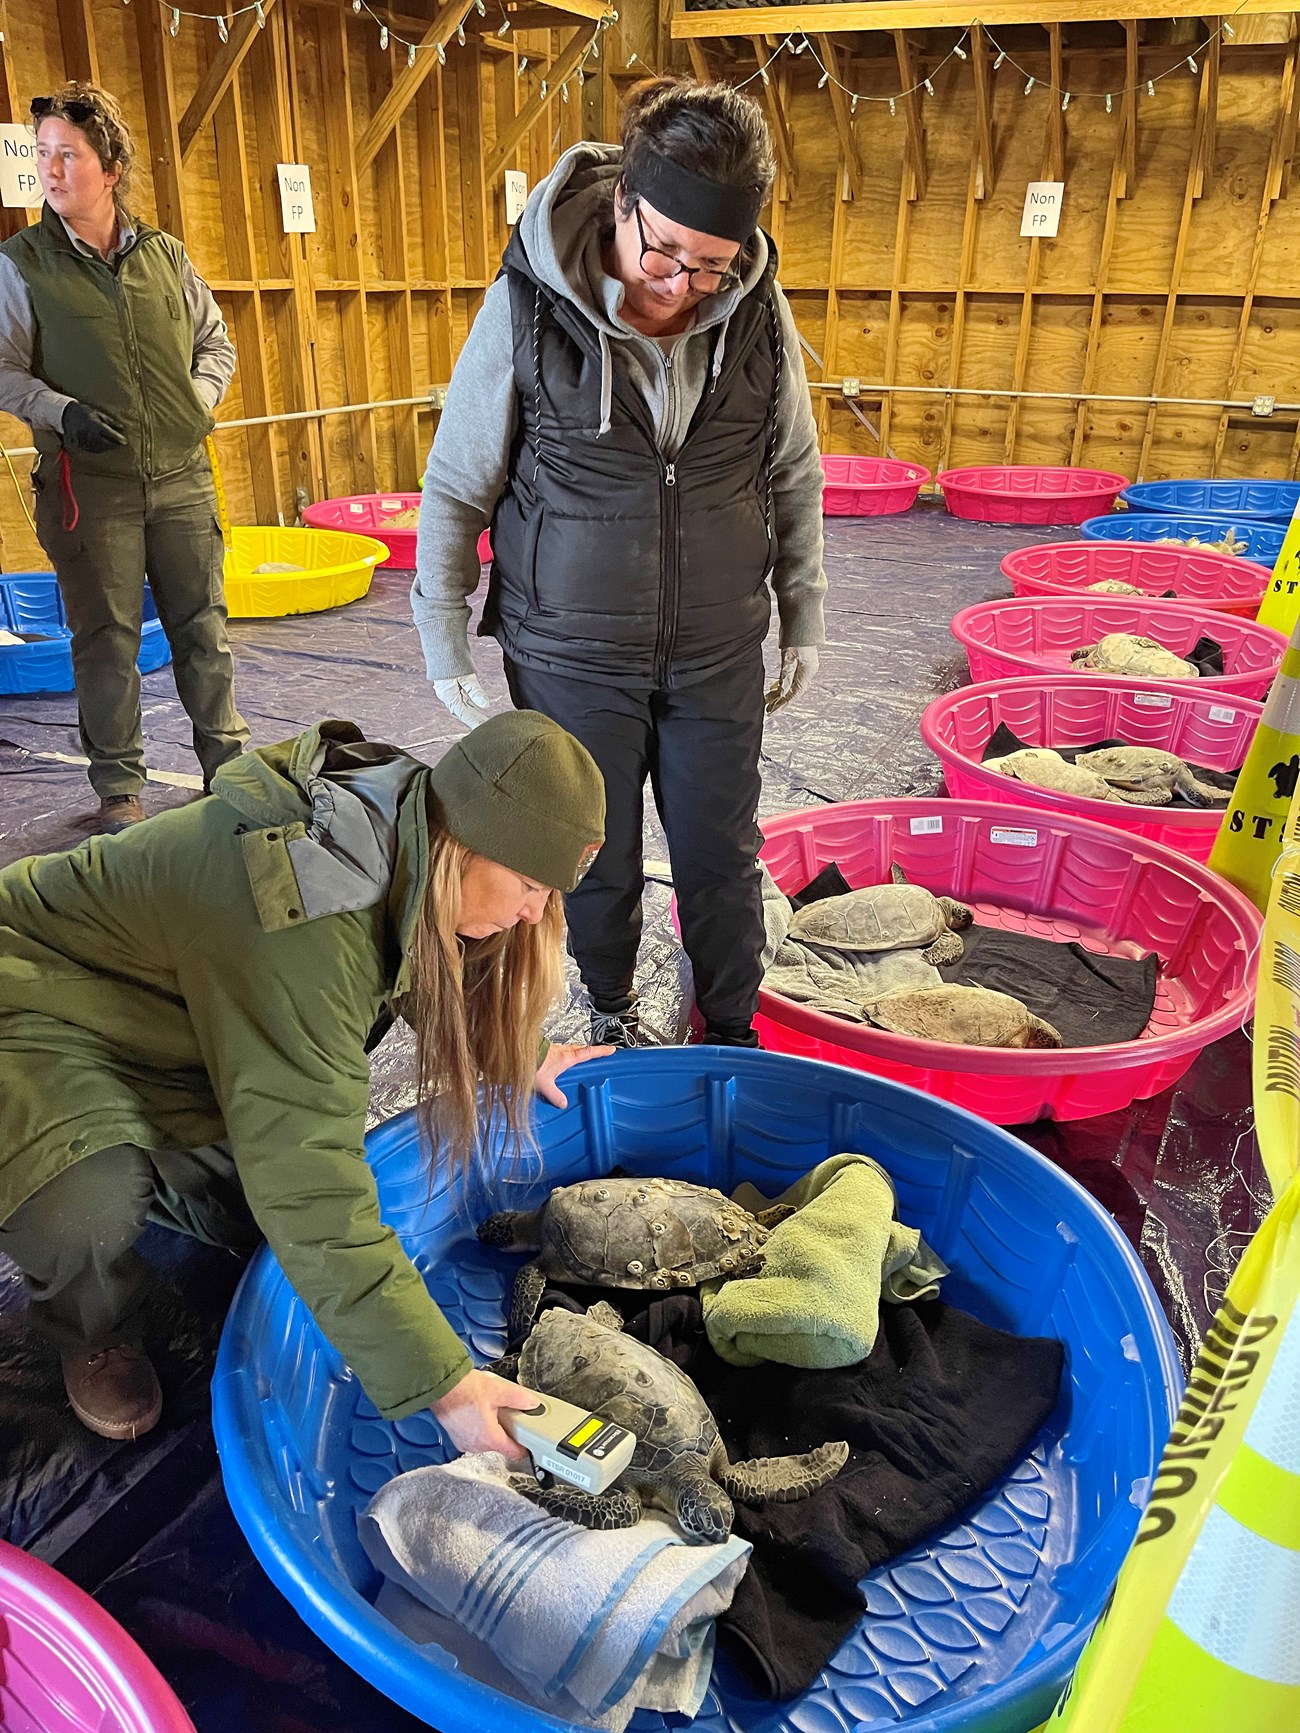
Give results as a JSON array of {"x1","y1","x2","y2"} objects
[{"x1": 62, "y1": 400, "x2": 127, "y2": 455}]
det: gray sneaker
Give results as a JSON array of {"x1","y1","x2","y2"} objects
[{"x1": 590, "y1": 1007, "x2": 641, "y2": 1050}]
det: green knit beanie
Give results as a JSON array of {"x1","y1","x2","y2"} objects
[{"x1": 428, "y1": 710, "x2": 606, "y2": 893}]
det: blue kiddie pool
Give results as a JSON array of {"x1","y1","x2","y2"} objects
[
  {"x1": 1120, "y1": 478, "x2": 1300, "y2": 521},
  {"x1": 1080, "y1": 511, "x2": 1286, "y2": 568},
  {"x1": 213, "y1": 1050, "x2": 1182, "y2": 1733},
  {"x1": 0, "y1": 571, "x2": 170, "y2": 696}
]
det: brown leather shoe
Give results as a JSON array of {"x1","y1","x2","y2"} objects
[
  {"x1": 98, "y1": 794, "x2": 146, "y2": 834},
  {"x1": 61, "y1": 1344, "x2": 163, "y2": 1440}
]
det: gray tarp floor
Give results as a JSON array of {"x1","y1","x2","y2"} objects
[{"x1": 0, "y1": 502, "x2": 1264, "y2": 1729}]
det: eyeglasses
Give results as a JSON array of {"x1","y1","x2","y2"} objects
[
  {"x1": 633, "y1": 205, "x2": 741, "y2": 297},
  {"x1": 31, "y1": 97, "x2": 97, "y2": 125}
]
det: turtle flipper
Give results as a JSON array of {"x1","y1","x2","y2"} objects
[
  {"x1": 1112, "y1": 786, "x2": 1172, "y2": 807},
  {"x1": 477, "y1": 1206, "x2": 545, "y2": 1251},
  {"x1": 486, "y1": 1351, "x2": 521, "y2": 1381},
  {"x1": 720, "y1": 1439, "x2": 849, "y2": 1505},
  {"x1": 923, "y1": 930, "x2": 965, "y2": 966},
  {"x1": 939, "y1": 895, "x2": 974, "y2": 932},
  {"x1": 889, "y1": 861, "x2": 910, "y2": 885},
  {"x1": 663, "y1": 1458, "x2": 734, "y2": 1545},
  {"x1": 510, "y1": 1475, "x2": 642, "y2": 1531},
  {"x1": 1174, "y1": 766, "x2": 1224, "y2": 808},
  {"x1": 585, "y1": 1300, "x2": 625, "y2": 1332},
  {"x1": 508, "y1": 1262, "x2": 548, "y2": 1338},
  {"x1": 1025, "y1": 1015, "x2": 1065, "y2": 1049},
  {"x1": 754, "y1": 1203, "x2": 797, "y2": 1231}
]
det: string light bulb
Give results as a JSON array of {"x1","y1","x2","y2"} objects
[
  {"x1": 818, "y1": 71, "x2": 829, "y2": 88},
  {"x1": 759, "y1": 65, "x2": 770, "y2": 85},
  {"x1": 518, "y1": 54, "x2": 527, "y2": 73},
  {"x1": 409, "y1": 43, "x2": 418, "y2": 67},
  {"x1": 628, "y1": 50, "x2": 638, "y2": 64},
  {"x1": 499, "y1": 17, "x2": 510, "y2": 33},
  {"x1": 352, "y1": 0, "x2": 361, "y2": 10},
  {"x1": 540, "y1": 78, "x2": 547, "y2": 95},
  {"x1": 216, "y1": 11, "x2": 228, "y2": 39},
  {"x1": 1187, "y1": 55, "x2": 1198, "y2": 74},
  {"x1": 994, "y1": 50, "x2": 1005, "y2": 70},
  {"x1": 851, "y1": 94, "x2": 859, "y2": 113},
  {"x1": 1061, "y1": 90, "x2": 1071, "y2": 110},
  {"x1": 1024, "y1": 75, "x2": 1035, "y2": 95},
  {"x1": 1147, "y1": 78, "x2": 1155, "y2": 97},
  {"x1": 436, "y1": 39, "x2": 446, "y2": 62},
  {"x1": 379, "y1": 23, "x2": 388, "y2": 49},
  {"x1": 888, "y1": 96, "x2": 895, "y2": 117},
  {"x1": 170, "y1": 6, "x2": 180, "y2": 35},
  {"x1": 255, "y1": 1, "x2": 265, "y2": 25},
  {"x1": 924, "y1": 78, "x2": 934, "y2": 96},
  {"x1": 561, "y1": 82, "x2": 569, "y2": 102},
  {"x1": 1224, "y1": 21, "x2": 1235, "y2": 39},
  {"x1": 456, "y1": 23, "x2": 465, "y2": 45},
  {"x1": 577, "y1": 68, "x2": 584, "y2": 85},
  {"x1": 953, "y1": 43, "x2": 967, "y2": 61},
  {"x1": 1105, "y1": 92, "x2": 1112, "y2": 113}
]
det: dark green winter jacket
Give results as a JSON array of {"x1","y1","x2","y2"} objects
[{"x1": 0, "y1": 722, "x2": 472, "y2": 1418}]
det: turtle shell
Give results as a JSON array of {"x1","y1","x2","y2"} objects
[
  {"x1": 535, "y1": 1176, "x2": 766, "y2": 1291},
  {"x1": 789, "y1": 884, "x2": 948, "y2": 954},
  {"x1": 519, "y1": 1307, "x2": 718, "y2": 1479}
]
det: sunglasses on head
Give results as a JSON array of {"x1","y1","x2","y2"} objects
[{"x1": 30, "y1": 97, "x2": 96, "y2": 125}]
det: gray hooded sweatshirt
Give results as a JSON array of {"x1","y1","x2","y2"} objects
[{"x1": 411, "y1": 143, "x2": 826, "y2": 684}]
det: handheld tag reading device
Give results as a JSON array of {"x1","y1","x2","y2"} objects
[{"x1": 502, "y1": 1392, "x2": 636, "y2": 1494}]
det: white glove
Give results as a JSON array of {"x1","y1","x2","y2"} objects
[
  {"x1": 765, "y1": 646, "x2": 820, "y2": 714},
  {"x1": 433, "y1": 674, "x2": 492, "y2": 729}
]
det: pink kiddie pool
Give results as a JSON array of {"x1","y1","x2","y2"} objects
[
  {"x1": 951, "y1": 595, "x2": 1286, "y2": 701},
  {"x1": 821, "y1": 454, "x2": 930, "y2": 516},
  {"x1": 937, "y1": 466, "x2": 1128, "y2": 525},
  {"x1": 920, "y1": 674, "x2": 1261, "y2": 861},
  {"x1": 302, "y1": 494, "x2": 492, "y2": 569},
  {"x1": 756, "y1": 797, "x2": 1259, "y2": 1124},
  {"x1": 0, "y1": 1540, "x2": 195, "y2": 1733},
  {"x1": 1001, "y1": 541, "x2": 1270, "y2": 616}
]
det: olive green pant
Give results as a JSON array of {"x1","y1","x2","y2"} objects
[
  {"x1": 33, "y1": 452, "x2": 249, "y2": 799},
  {"x1": 0, "y1": 1142, "x2": 260, "y2": 1353}
]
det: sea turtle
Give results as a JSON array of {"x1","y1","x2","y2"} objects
[
  {"x1": 787, "y1": 864, "x2": 973, "y2": 966},
  {"x1": 863, "y1": 984, "x2": 1064, "y2": 1048},
  {"x1": 1156, "y1": 529, "x2": 1248, "y2": 557},
  {"x1": 478, "y1": 1176, "x2": 774, "y2": 1338},
  {"x1": 498, "y1": 1303, "x2": 849, "y2": 1544},
  {"x1": 1074, "y1": 746, "x2": 1228, "y2": 808},
  {"x1": 986, "y1": 747, "x2": 1122, "y2": 802},
  {"x1": 1069, "y1": 634, "x2": 1198, "y2": 679},
  {"x1": 1084, "y1": 579, "x2": 1145, "y2": 595}
]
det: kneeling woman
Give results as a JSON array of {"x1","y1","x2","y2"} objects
[{"x1": 0, "y1": 712, "x2": 608, "y2": 1445}]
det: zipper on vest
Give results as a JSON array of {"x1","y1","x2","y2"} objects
[{"x1": 655, "y1": 461, "x2": 679, "y2": 685}]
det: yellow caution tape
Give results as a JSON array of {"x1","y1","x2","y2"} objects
[
  {"x1": 1049, "y1": 784, "x2": 1300, "y2": 1731},
  {"x1": 206, "y1": 434, "x2": 232, "y2": 552},
  {"x1": 1208, "y1": 614, "x2": 1300, "y2": 912},
  {"x1": 1257, "y1": 498, "x2": 1300, "y2": 636}
]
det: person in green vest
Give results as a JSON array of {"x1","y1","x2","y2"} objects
[
  {"x1": 0, "y1": 81, "x2": 248, "y2": 834},
  {"x1": 0, "y1": 709, "x2": 612, "y2": 1444}
]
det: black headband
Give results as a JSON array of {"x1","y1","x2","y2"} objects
[{"x1": 629, "y1": 150, "x2": 763, "y2": 245}]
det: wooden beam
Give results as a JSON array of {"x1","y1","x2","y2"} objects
[
  {"x1": 1193, "y1": 28, "x2": 1220, "y2": 198},
  {"x1": 749, "y1": 37, "x2": 797, "y2": 194},
  {"x1": 939, "y1": 149, "x2": 984, "y2": 475},
  {"x1": 134, "y1": 0, "x2": 186, "y2": 239},
  {"x1": 673, "y1": 1, "x2": 1291, "y2": 38},
  {"x1": 455, "y1": 40, "x2": 489, "y2": 282},
  {"x1": 1120, "y1": 20, "x2": 1137, "y2": 196},
  {"x1": 1070, "y1": 75, "x2": 1128, "y2": 465},
  {"x1": 0, "y1": 1, "x2": 38, "y2": 244},
  {"x1": 971, "y1": 22, "x2": 994, "y2": 200},
  {"x1": 893, "y1": 31, "x2": 927, "y2": 202},
  {"x1": 816, "y1": 37, "x2": 861, "y2": 201},
  {"x1": 687, "y1": 40, "x2": 712, "y2": 84},
  {"x1": 485, "y1": 25, "x2": 598, "y2": 180},
  {"x1": 355, "y1": 0, "x2": 479, "y2": 175},
  {"x1": 56, "y1": 0, "x2": 99, "y2": 84},
  {"x1": 179, "y1": 0, "x2": 280, "y2": 165},
  {"x1": 1046, "y1": 23, "x2": 1065, "y2": 183}
]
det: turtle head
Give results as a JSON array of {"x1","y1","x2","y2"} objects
[
  {"x1": 1026, "y1": 1015, "x2": 1064, "y2": 1049},
  {"x1": 889, "y1": 861, "x2": 910, "y2": 885},
  {"x1": 477, "y1": 1209, "x2": 530, "y2": 1249},
  {"x1": 939, "y1": 896, "x2": 974, "y2": 932}
]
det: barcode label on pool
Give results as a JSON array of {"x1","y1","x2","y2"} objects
[
  {"x1": 910, "y1": 816, "x2": 943, "y2": 835},
  {"x1": 1133, "y1": 691, "x2": 1173, "y2": 709},
  {"x1": 1208, "y1": 704, "x2": 1237, "y2": 723},
  {"x1": 990, "y1": 827, "x2": 1039, "y2": 848}
]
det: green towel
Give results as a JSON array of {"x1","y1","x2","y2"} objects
[{"x1": 702, "y1": 1154, "x2": 948, "y2": 1369}]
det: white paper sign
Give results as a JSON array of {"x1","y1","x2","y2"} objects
[
  {"x1": 0, "y1": 123, "x2": 40, "y2": 208},
  {"x1": 1020, "y1": 180, "x2": 1064, "y2": 238},
  {"x1": 276, "y1": 162, "x2": 315, "y2": 233},
  {"x1": 504, "y1": 170, "x2": 528, "y2": 226}
]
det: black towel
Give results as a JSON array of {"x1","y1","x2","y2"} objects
[
  {"x1": 939, "y1": 923, "x2": 1157, "y2": 1048},
  {"x1": 980, "y1": 722, "x2": 1239, "y2": 806},
  {"x1": 524, "y1": 1284, "x2": 1063, "y2": 1700}
]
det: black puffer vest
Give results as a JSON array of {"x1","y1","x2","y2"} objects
[{"x1": 483, "y1": 231, "x2": 782, "y2": 687}]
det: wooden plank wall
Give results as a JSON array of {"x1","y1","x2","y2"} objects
[
  {"x1": 0, "y1": 0, "x2": 658, "y2": 570},
  {"x1": 721, "y1": 21, "x2": 1300, "y2": 481}
]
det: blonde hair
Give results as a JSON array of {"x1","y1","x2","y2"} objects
[
  {"x1": 409, "y1": 822, "x2": 565, "y2": 1192},
  {"x1": 36, "y1": 82, "x2": 136, "y2": 219}
]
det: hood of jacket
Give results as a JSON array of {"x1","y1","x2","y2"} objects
[
  {"x1": 509, "y1": 142, "x2": 773, "y2": 437},
  {"x1": 211, "y1": 722, "x2": 430, "y2": 971}
]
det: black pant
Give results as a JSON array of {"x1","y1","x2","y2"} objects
[
  {"x1": 0, "y1": 1143, "x2": 259, "y2": 1352},
  {"x1": 505, "y1": 652, "x2": 767, "y2": 1034}
]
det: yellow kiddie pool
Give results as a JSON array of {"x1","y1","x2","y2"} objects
[{"x1": 222, "y1": 527, "x2": 389, "y2": 619}]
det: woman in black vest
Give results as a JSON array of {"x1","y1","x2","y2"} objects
[
  {"x1": 412, "y1": 78, "x2": 826, "y2": 1049},
  {"x1": 0, "y1": 82, "x2": 247, "y2": 834}
]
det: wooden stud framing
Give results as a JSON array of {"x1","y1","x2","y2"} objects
[
  {"x1": 749, "y1": 37, "x2": 798, "y2": 196},
  {"x1": 1120, "y1": 21, "x2": 1138, "y2": 195},
  {"x1": 1069, "y1": 95, "x2": 1128, "y2": 465},
  {"x1": 687, "y1": 40, "x2": 712, "y2": 84},
  {"x1": 134, "y1": 0, "x2": 187, "y2": 240},
  {"x1": 179, "y1": 0, "x2": 280, "y2": 164},
  {"x1": 0, "y1": 0, "x2": 37, "y2": 245},
  {"x1": 938, "y1": 151, "x2": 985, "y2": 476},
  {"x1": 485, "y1": 25, "x2": 598, "y2": 180},
  {"x1": 56, "y1": 0, "x2": 99, "y2": 85},
  {"x1": 1003, "y1": 26, "x2": 1063, "y2": 461},
  {"x1": 674, "y1": 2, "x2": 1292, "y2": 37},
  {"x1": 893, "y1": 31, "x2": 927, "y2": 202},
  {"x1": 970, "y1": 22, "x2": 994, "y2": 200},
  {"x1": 455, "y1": 39, "x2": 490, "y2": 278},
  {"x1": 816, "y1": 36, "x2": 862, "y2": 201},
  {"x1": 355, "y1": 0, "x2": 478, "y2": 175}
]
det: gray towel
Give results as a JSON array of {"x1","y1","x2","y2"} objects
[{"x1": 360, "y1": 1452, "x2": 751, "y2": 1732}]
